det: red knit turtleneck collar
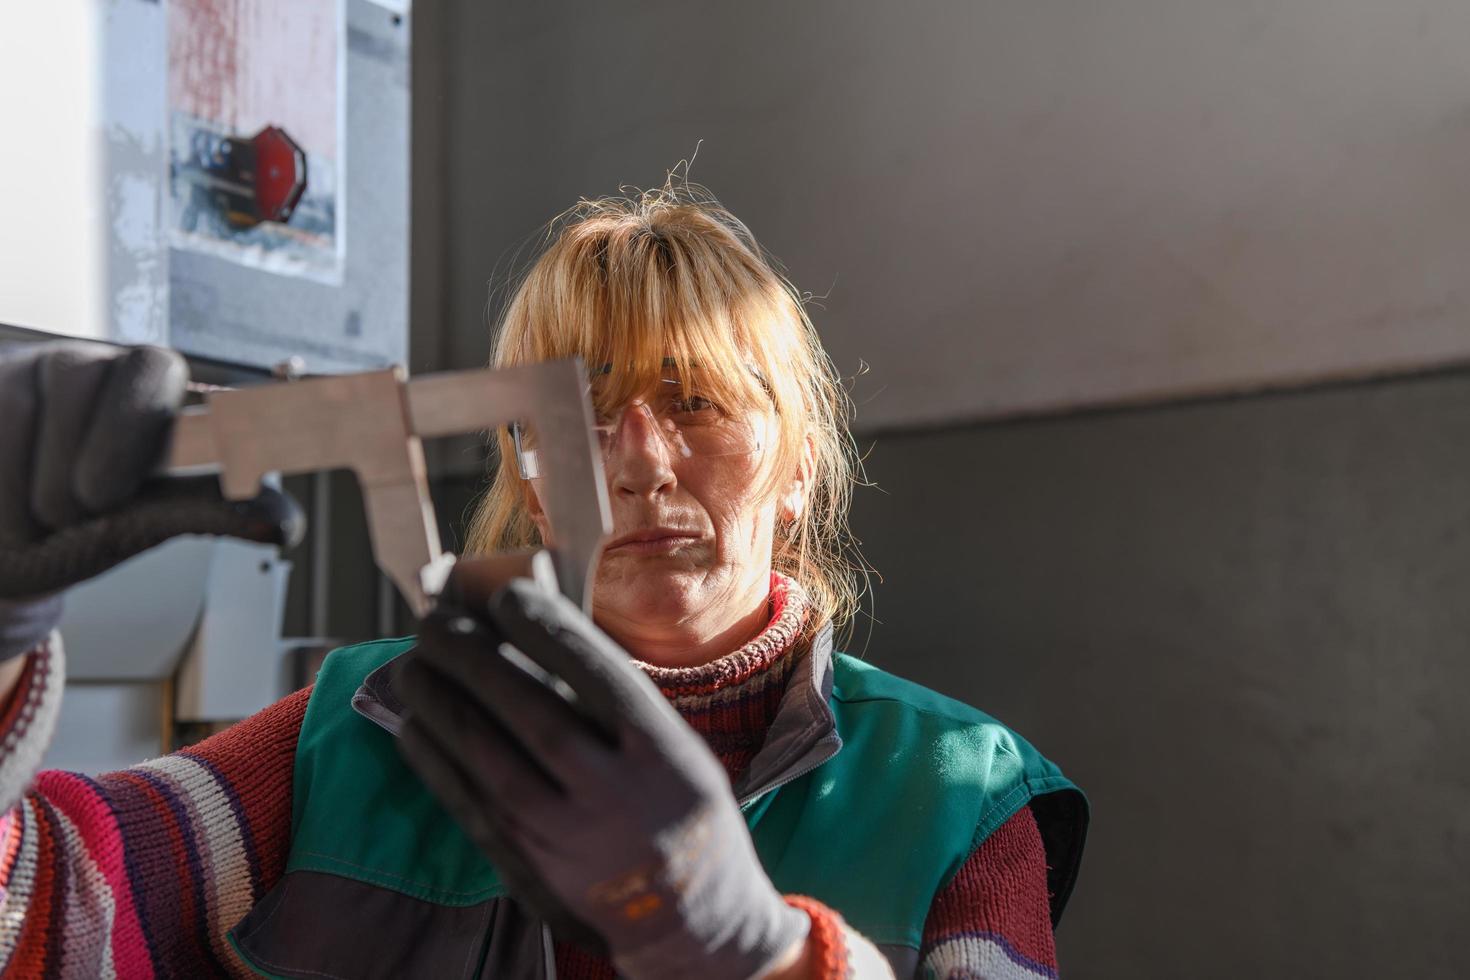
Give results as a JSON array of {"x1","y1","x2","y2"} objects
[{"x1": 634, "y1": 573, "x2": 811, "y2": 783}]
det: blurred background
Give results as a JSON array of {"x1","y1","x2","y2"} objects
[{"x1": 4, "y1": 1, "x2": 1470, "y2": 976}]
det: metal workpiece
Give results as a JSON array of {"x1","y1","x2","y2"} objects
[
  {"x1": 403, "y1": 360, "x2": 611, "y2": 613},
  {"x1": 165, "y1": 359, "x2": 611, "y2": 616}
]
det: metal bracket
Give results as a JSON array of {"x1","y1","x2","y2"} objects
[{"x1": 166, "y1": 358, "x2": 610, "y2": 615}]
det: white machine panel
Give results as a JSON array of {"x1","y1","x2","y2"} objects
[{"x1": 0, "y1": 0, "x2": 409, "y2": 375}]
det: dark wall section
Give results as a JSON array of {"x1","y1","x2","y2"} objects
[{"x1": 848, "y1": 369, "x2": 1470, "y2": 979}]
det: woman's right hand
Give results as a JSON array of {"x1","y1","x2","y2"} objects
[{"x1": 0, "y1": 340, "x2": 303, "y2": 658}]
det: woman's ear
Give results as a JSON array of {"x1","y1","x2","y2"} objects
[{"x1": 778, "y1": 434, "x2": 817, "y2": 525}]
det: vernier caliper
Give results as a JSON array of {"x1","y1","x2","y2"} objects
[{"x1": 166, "y1": 359, "x2": 611, "y2": 616}]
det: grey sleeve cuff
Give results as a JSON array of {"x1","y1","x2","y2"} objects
[{"x1": 0, "y1": 595, "x2": 64, "y2": 661}]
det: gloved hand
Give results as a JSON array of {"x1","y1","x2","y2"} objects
[
  {"x1": 0, "y1": 341, "x2": 304, "y2": 658},
  {"x1": 396, "y1": 575, "x2": 810, "y2": 980}
]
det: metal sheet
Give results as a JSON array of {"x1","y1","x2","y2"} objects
[
  {"x1": 174, "y1": 538, "x2": 293, "y2": 722},
  {"x1": 57, "y1": 536, "x2": 214, "y2": 681},
  {"x1": 43, "y1": 683, "x2": 167, "y2": 774}
]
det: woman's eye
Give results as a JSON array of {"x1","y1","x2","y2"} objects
[{"x1": 672, "y1": 395, "x2": 722, "y2": 416}]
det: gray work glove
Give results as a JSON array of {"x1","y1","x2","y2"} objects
[
  {"x1": 0, "y1": 341, "x2": 304, "y2": 658},
  {"x1": 396, "y1": 577, "x2": 810, "y2": 980}
]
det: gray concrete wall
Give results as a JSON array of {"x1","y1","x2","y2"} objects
[
  {"x1": 427, "y1": 0, "x2": 1470, "y2": 431},
  {"x1": 848, "y1": 369, "x2": 1470, "y2": 978}
]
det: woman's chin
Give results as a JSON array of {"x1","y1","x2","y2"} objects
[{"x1": 592, "y1": 568, "x2": 706, "y2": 630}]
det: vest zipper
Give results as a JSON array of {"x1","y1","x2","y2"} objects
[{"x1": 736, "y1": 735, "x2": 840, "y2": 808}]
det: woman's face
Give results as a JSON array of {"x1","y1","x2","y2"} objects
[{"x1": 526, "y1": 384, "x2": 801, "y2": 664}]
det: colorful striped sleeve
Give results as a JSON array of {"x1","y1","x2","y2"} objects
[
  {"x1": 918, "y1": 805, "x2": 1060, "y2": 980},
  {"x1": 0, "y1": 638, "x2": 309, "y2": 978}
]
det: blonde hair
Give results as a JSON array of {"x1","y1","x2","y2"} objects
[{"x1": 464, "y1": 181, "x2": 865, "y2": 642}]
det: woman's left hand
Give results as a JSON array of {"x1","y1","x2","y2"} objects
[{"x1": 395, "y1": 574, "x2": 809, "y2": 980}]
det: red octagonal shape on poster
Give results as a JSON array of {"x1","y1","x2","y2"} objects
[{"x1": 251, "y1": 125, "x2": 308, "y2": 224}]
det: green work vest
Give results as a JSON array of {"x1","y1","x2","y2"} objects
[{"x1": 230, "y1": 636, "x2": 1087, "y2": 978}]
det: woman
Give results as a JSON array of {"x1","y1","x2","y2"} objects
[{"x1": 0, "y1": 184, "x2": 1086, "y2": 978}]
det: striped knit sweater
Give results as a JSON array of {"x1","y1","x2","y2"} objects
[{"x1": 0, "y1": 578, "x2": 1059, "y2": 979}]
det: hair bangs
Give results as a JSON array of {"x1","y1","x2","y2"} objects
[{"x1": 511, "y1": 216, "x2": 789, "y2": 423}]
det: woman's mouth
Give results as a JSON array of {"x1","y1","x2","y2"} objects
[{"x1": 605, "y1": 529, "x2": 702, "y2": 556}]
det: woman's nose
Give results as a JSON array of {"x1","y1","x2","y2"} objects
[{"x1": 606, "y1": 403, "x2": 677, "y2": 496}]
